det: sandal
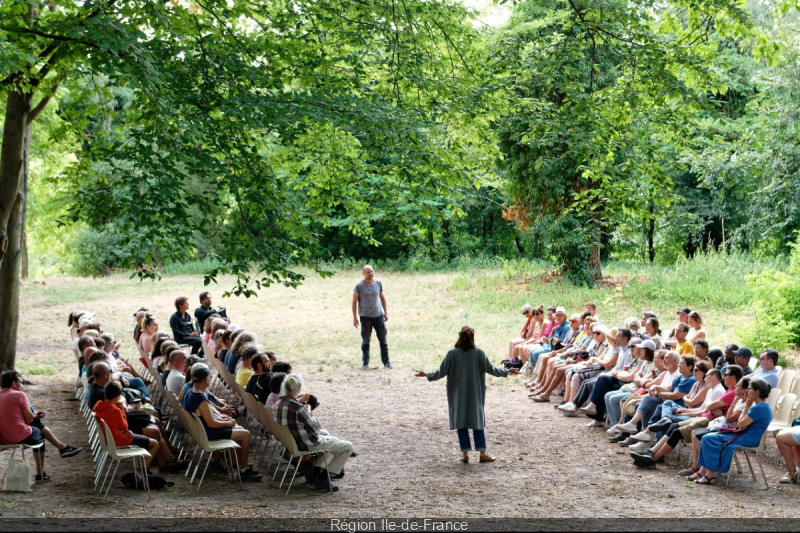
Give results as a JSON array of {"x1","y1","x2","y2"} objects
[
  {"x1": 779, "y1": 473, "x2": 797, "y2": 484},
  {"x1": 687, "y1": 472, "x2": 703, "y2": 481},
  {"x1": 678, "y1": 467, "x2": 699, "y2": 476},
  {"x1": 695, "y1": 475, "x2": 716, "y2": 485}
]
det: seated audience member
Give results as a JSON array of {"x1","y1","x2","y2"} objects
[
  {"x1": 693, "y1": 378, "x2": 773, "y2": 485},
  {"x1": 516, "y1": 306, "x2": 550, "y2": 362},
  {"x1": 664, "y1": 307, "x2": 691, "y2": 348},
  {"x1": 693, "y1": 339, "x2": 709, "y2": 361},
  {"x1": 165, "y1": 350, "x2": 189, "y2": 397},
  {"x1": 226, "y1": 330, "x2": 257, "y2": 374},
  {"x1": 776, "y1": 425, "x2": 800, "y2": 484},
  {"x1": 195, "y1": 291, "x2": 227, "y2": 330},
  {"x1": 624, "y1": 317, "x2": 640, "y2": 338},
  {"x1": 0, "y1": 370, "x2": 82, "y2": 482},
  {"x1": 687, "y1": 311, "x2": 706, "y2": 342},
  {"x1": 631, "y1": 366, "x2": 743, "y2": 468},
  {"x1": 94, "y1": 381, "x2": 158, "y2": 472},
  {"x1": 182, "y1": 364, "x2": 261, "y2": 481},
  {"x1": 509, "y1": 305, "x2": 539, "y2": 359},
  {"x1": 673, "y1": 324, "x2": 695, "y2": 356},
  {"x1": 732, "y1": 346, "x2": 754, "y2": 376},
  {"x1": 528, "y1": 313, "x2": 584, "y2": 389},
  {"x1": 575, "y1": 330, "x2": 637, "y2": 421},
  {"x1": 614, "y1": 353, "x2": 696, "y2": 438},
  {"x1": 274, "y1": 374, "x2": 354, "y2": 492},
  {"x1": 169, "y1": 296, "x2": 203, "y2": 356},
  {"x1": 235, "y1": 343, "x2": 259, "y2": 387},
  {"x1": 138, "y1": 315, "x2": 159, "y2": 354},
  {"x1": 708, "y1": 347, "x2": 724, "y2": 368},
  {"x1": 201, "y1": 315, "x2": 222, "y2": 344},
  {"x1": 557, "y1": 326, "x2": 620, "y2": 414},
  {"x1": 207, "y1": 319, "x2": 228, "y2": 353},
  {"x1": 89, "y1": 362, "x2": 113, "y2": 410},
  {"x1": 530, "y1": 316, "x2": 597, "y2": 401},
  {"x1": 526, "y1": 307, "x2": 571, "y2": 367},
  {"x1": 585, "y1": 301, "x2": 597, "y2": 318},
  {"x1": 751, "y1": 349, "x2": 780, "y2": 388},
  {"x1": 246, "y1": 353, "x2": 272, "y2": 395},
  {"x1": 266, "y1": 372, "x2": 287, "y2": 407},
  {"x1": 597, "y1": 340, "x2": 657, "y2": 431},
  {"x1": 153, "y1": 338, "x2": 178, "y2": 371},
  {"x1": 132, "y1": 308, "x2": 148, "y2": 342},
  {"x1": 644, "y1": 317, "x2": 662, "y2": 349},
  {"x1": 216, "y1": 329, "x2": 235, "y2": 361}
]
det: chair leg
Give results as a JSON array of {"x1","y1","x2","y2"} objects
[
  {"x1": 232, "y1": 448, "x2": 242, "y2": 490},
  {"x1": 744, "y1": 451, "x2": 757, "y2": 482},
  {"x1": 755, "y1": 452, "x2": 769, "y2": 489},
  {"x1": 104, "y1": 460, "x2": 121, "y2": 500},
  {"x1": 196, "y1": 453, "x2": 214, "y2": 491},
  {"x1": 286, "y1": 456, "x2": 303, "y2": 495},
  {"x1": 190, "y1": 450, "x2": 204, "y2": 484},
  {"x1": 279, "y1": 454, "x2": 293, "y2": 488}
]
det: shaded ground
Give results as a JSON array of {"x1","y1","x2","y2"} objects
[{"x1": 1, "y1": 271, "x2": 798, "y2": 518}]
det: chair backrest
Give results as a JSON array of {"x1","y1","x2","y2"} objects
[
  {"x1": 241, "y1": 392, "x2": 261, "y2": 419},
  {"x1": 790, "y1": 375, "x2": 800, "y2": 399},
  {"x1": 778, "y1": 370, "x2": 796, "y2": 393},
  {"x1": 179, "y1": 408, "x2": 199, "y2": 443},
  {"x1": 768, "y1": 388, "x2": 782, "y2": 412},
  {"x1": 271, "y1": 420, "x2": 303, "y2": 456},
  {"x1": 202, "y1": 342, "x2": 213, "y2": 358},
  {"x1": 92, "y1": 414, "x2": 109, "y2": 453},
  {"x1": 774, "y1": 393, "x2": 797, "y2": 425},
  {"x1": 190, "y1": 412, "x2": 211, "y2": 450},
  {"x1": 257, "y1": 403, "x2": 278, "y2": 436},
  {"x1": 97, "y1": 418, "x2": 119, "y2": 457}
]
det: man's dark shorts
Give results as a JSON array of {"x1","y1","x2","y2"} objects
[{"x1": 16, "y1": 425, "x2": 44, "y2": 451}]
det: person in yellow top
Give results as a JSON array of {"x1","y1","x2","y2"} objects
[
  {"x1": 235, "y1": 344, "x2": 258, "y2": 387},
  {"x1": 674, "y1": 324, "x2": 695, "y2": 356}
]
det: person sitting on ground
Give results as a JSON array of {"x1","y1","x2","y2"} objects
[
  {"x1": 0, "y1": 370, "x2": 82, "y2": 483},
  {"x1": 235, "y1": 343, "x2": 259, "y2": 387},
  {"x1": 509, "y1": 305, "x2": 539, "y2": 359},
  {"x1": 169, "y1": 296, "x2": 203, "y2": 356},
  {"x1": 632, "y1": 366, "x2": 742, "y2": 468},
  {"x1": 165, "y1": 350, "x2": 188, "y2": 397},
  {"x1": 182, "y1": 363, "x2": 261, "y2": 481},
  {"x1": 94, "y1": 381, "x2": 159, "y2": 472},
  {"x1": 693, "y1": 378, "x2": 773, "y2": 485},
  {"x1": 751, "y1": 349, "x2": 780, "y2": 389},
  {"x1": 274, "y1": 374, "x2": 354, "y2": 492},
  {"x1": 195, "y1": 291, "x2": 227, "y2": 331},
  {"x1": 226, "y1": 330, "x2": 257, "y2": 374}
]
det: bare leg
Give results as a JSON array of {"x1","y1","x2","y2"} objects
[
  {"x1": 32, "y1": 450, "x2": 44, "y2": 476},
  {"x1": 777, "y1": 431, "x2": 799, "y2": 475},
  {"x1": 231, "y1": 428, "x2": 251, "y2": 467},
  {"x1": 39, "y1": 426, "x2": 65, "y2": 450}
]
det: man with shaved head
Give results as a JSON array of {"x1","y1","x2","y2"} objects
[{"x1": 352, "y1": 264, "x2": 391, "y2": 370}]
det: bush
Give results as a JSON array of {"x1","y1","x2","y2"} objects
[{"x1": 738, "y1": 234, "x2": 800, "y2": 351}]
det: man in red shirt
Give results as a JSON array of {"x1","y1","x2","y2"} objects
[{"x1": 0, "y1": 370, "x2": 82, "y2": 482}]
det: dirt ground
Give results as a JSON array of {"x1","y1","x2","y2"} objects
[{"x1": 2, "y1": 271, "x2": 799, "y2": 519}]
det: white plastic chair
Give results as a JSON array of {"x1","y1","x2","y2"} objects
[
  {"x1": 0, "y1": 443, "x2": 44, "y2": 487},
  {"x1": 726, "y1": 430, "x2": 769, "y2": 489},
  {"x1": 271, "y1": 422, "x2": 331, "y2": 495},
  {"x1": 95, "y1": 417, "x2": 152, "y2": 500},
  {"x1": 189, "y1": 413, "x2": 242, "y2": 491}
]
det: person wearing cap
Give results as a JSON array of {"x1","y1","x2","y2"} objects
[
  {"x1": 750, "y1": 349, "x2": 780, "y2": 388},
  {"x1": 732, "y1": 346, "x2": 754, "y2": 376},
  {"x1": 509, "y1": 304, "x2": 539, "y2": 359},
  {"x1": 664, "y1": 307, "x2": 691, "y2": 348},
  {"x1": 523, "y1": 307, "x2": 570, "y2": 366},
  {"x1": 182, "y1": 363, "x2": 261, "y2": 481}
]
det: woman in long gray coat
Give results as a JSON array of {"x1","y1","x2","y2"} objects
[{"x1": 416, "y1": 326, "x2": 519, "y2": 463}]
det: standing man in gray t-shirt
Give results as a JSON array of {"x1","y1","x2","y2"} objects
[{"x1": 352, "y1": 265, "x2": 391, "y2": 370}]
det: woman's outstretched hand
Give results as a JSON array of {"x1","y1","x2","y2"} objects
[{"x1": 415, "y1": 371, "x2": 427, "y2": 378}]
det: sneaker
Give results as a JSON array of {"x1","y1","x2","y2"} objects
[
  {"x1": 34, "y1": 473, "x2": 51, "y2": 483},
  {"x1": 384, "y1": 363, "x2": 393, "y2": 369},
  {"x1": 240, "y1": 467, "x2": 262, "y2": 482},
  {"x1": 608, "y1": 434, "x2": 627, "y2": 443},
  {"x1": 647, "y1": 417, "x2": 673, "y2": 433},
  {"x1": 586, "y1": 420, "x2": 605, "y2": 428},
  {"x1": 629, "y1": 441, "x2": 651, "y2": 452},
  {"x1": 311, "y1": 478, "x2": 339, "y2": 492},
  {"x1": 616, "y1": 422, "x2": 638, "y2": 434},
  {"x1": 618, "y1": 438, "x2": 636, "y2": 447},
  {"x1": 579, "y1": 406, "x2": 597, "y2": 416},
  {"x1": 630, "y1": 431, "x2": 652, "y2": 443},
  {"x1": 59, "y1": 445, "x2": 83, "y2": 458},
  {"x1": 607, "y1": 427, "x2": 619, "y2": 435},
  {"x1": 361, "y1": 364, "x2": 369, "y2": 370},
  {"x1": 553, "y1": 401, "x2": 566, "y2": 409},
  {"x1": 331, "y1": 469, "x2": 345, "y2": 480},
  {"x1": 557, "y1": 402, "x2": 576, "y2": 413}
]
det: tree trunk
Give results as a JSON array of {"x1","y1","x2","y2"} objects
[
  {"x1": 0, "y1": 93, "x2": 33, "y2": 371},
  {"x1": 647, "y1": 200, "x2": 655, "y2": 263},
  {"x1": 589, "y1": 243, "x2": 602, "y2": 281},
  {"x1": 0, "y1": 91, "x2": 32, "y2": 268},
  {"x1": 21, "y1": 194, "x2": 28, "y2": 281}
]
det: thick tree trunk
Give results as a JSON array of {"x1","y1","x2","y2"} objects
[
  {"x1": 0, "y1": 92, "x2": 33, "y2": 370},
  {"x1": 589, "y1": 243, "x2": 602, "y2": 281},
  {"x1": 0, "y1": 92, "x2": 32, "y2": 268}
]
